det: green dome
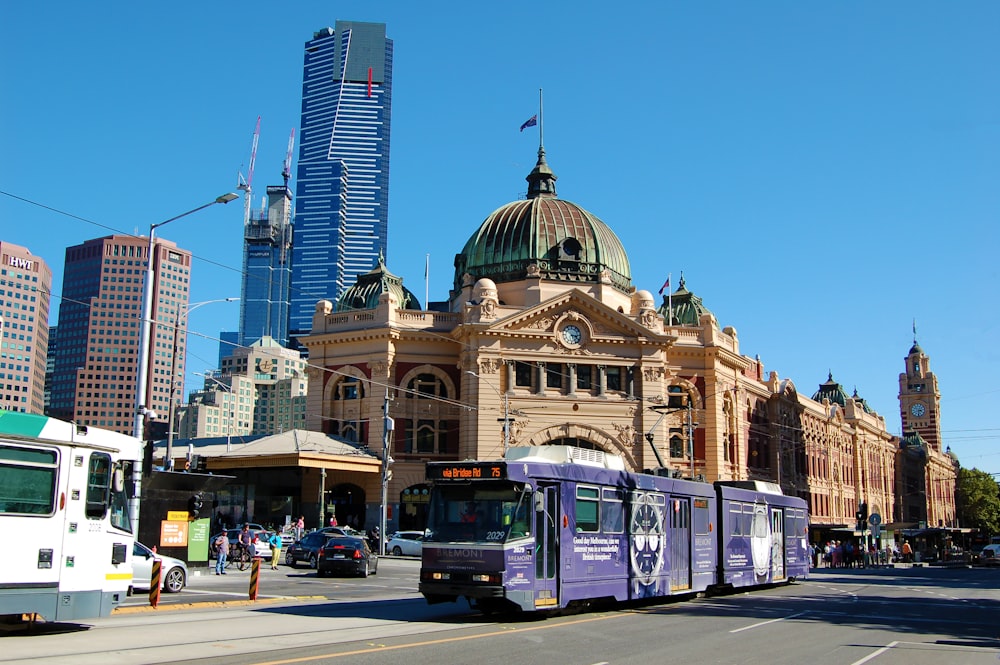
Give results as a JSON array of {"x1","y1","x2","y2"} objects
[
  {"x1": 657, "y1": 273, "x2": 716, "y2": 326},
  {"x1": 812, "y1": 372, "x2": 849, "y2": 406},
  {"x1": 337, "y1": 256, "x2": 421, "y2": 311},
  {"x1": 453, "y1": 147, "x2": 632, "y2": 294}
]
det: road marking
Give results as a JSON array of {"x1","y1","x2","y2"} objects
[
  {"x1": 849, "y1": 640, "x2": 898, "y2": 665},
  {"x1": 729, "y1": 611, "x2": 807, "y2": 633},
  {"x1": 250, "y1": 613, "x2": 618, "y2": 665}
]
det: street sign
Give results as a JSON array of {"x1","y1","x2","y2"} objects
[{"x1": 869, "y1": 513, "x2": 882, "y2": 526}]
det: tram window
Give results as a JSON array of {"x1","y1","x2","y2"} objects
[
  {"x1": 693, "y1": 498, "x2": 710, "y2": 535},
  {"x1": 602, "y1": 488, "x2": 624, "y2": 533},
  {"x1": 575, "y1": 486, "x2": 600, "y2": 532},
  {"x1": 729, "y1": 505, "x2": 742, "y2": 536},
  {"x1": 742, "y1": 504, "x2": 754, "y2": 536},
  {"x1": 85, "y1": 453, "x2": 112, "y2": 519},
  {"x1": 0, "y1": 445, "x2": 58, "y2": 515}
]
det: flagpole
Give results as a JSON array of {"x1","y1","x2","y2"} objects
[
  {"x1": 538, "y1": 87, "x2": 544, "y2": 150},
  {"x1": 425, "y1": 254, "x2": 430, "y2": 310},
  {"x1": 667, "y1": 272, "x2": 672, "y2": 326}
]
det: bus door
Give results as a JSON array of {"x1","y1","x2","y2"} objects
[
  {"x1": 770, "y1": 507, "x2": 786, "y2": 581},
  {"x1": 533, "y1": 485, "x2": 559, "y2": 608},
  {"x1": 670, "y1": 497, "x2": 691, "y2": 591}
]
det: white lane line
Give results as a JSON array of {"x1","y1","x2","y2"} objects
[
  {"x1": 729, "y1": 611, "x2": 807, "y2": 633},
  {"x1": 849, "y1": 640, "x2": 898, "y2": 665}
]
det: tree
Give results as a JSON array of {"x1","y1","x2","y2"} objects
[{"x1": 956, "y1": 468, "x2": 1000, "y2": 536}]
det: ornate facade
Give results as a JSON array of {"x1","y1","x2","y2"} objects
[{"x1": 301, "y1": 145, "x2": 957, "y2": 534}]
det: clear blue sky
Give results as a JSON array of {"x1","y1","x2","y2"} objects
[{"x1": 2, "y1": 2, "x2": 997, "y2": 477}]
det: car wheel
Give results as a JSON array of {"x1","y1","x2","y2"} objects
[
  {"x1": 309, "y1": 554, "x2": 318, "y2": 569},
  {"x1": 285, "y1": 551, "x2": 296, "y2": 567},
  {"x1": 163, "y1": 567, "x2": 186, "y2": 593},
  {"x1": 359, "y1": 561, "x2": 369, "y2": 578},
  {"x1": 392, "y1": 546, "x2": 403, "y2": 556}
]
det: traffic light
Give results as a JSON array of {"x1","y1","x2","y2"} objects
[{"x1": 188, "y1": 493, "x2": 203, "y2": 519}]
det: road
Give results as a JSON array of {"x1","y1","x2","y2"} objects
[{"x1": 2, "y1": 564, "x2": 998, "y2": 665}]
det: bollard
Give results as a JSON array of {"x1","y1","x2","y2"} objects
[
  {"x1": 249, "y1": 556, "x2": 260, "y2": 600},
  {"x1": 149, "y1": 558, "x2": 161, "y2": 608}
]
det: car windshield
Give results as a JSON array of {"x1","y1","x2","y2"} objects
[{"x1": 424, "y1": 482, "x2": 532, "y2": 544}]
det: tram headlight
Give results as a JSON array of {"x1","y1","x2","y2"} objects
[
  {"x1": 472, "y1": 573, "x2": 501, "y2": 584},
  {"x1": 424, "y1": 571, "x2": 451, "y2": 581}
]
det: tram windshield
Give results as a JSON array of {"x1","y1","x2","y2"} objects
[{"x1": 424, "y1": 482, "x2": 533, "y2": 544}]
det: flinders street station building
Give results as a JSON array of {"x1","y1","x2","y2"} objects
[{"x1": 300, "y1": 144, "x2": 957, "y2": 543}]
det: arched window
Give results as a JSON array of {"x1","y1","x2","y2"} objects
[
  {"x1": 400, "y1": 371, "x2": 454, "y2": 456},
  {"x1": 328, "y1": 375, "x2": 366, "y2": 442}
]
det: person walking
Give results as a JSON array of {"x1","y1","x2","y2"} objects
[
  {"x1": 296, "y1": 516, "x2": 305, "y2": 541},
  {"x1": 215, "y1": 532, "x2": 230, "y2": 575},
  {"x1": 268, "y1": 531, "x2": 282, "y2": 570}
]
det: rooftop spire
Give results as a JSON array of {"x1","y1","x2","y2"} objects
[{"x1": 525, "y1": 88, "x2": 557, "y2": 199}]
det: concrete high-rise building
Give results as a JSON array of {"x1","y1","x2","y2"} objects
[
  {"x1": 0, "y1": 241, "x2": 51, "y2": 414},
  {"x1": 240, "y1": 184, "x2": 293, "y2": 348},
  {"x1": 49, "y1": 234, "x2": 191, "y2": 434},
  {"x1": 289, "y1": 21, "x2": 393, "y2": 348}
]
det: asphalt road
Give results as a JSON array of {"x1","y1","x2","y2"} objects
[{"x1": 3, "y1": 565, "x2": 999, "y2": 665}]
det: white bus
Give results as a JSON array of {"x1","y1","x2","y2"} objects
[{"x1": 0, "y1": 410, "x2": 141, "y2": 622}]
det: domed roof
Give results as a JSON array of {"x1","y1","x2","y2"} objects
[
  {"x1": 812, "y1": 372, "x2": 849, "y2": 406},
  {"x1": 657, "y1": 273, "x2": 716, "y2": 326},
  {"x1": 336, "y1": 255, "x2": 421, "y2": 312},
  {"x1": 851, "y1": 388, "x2": 875, "y2": 414},
  {"x1": 454, "y1": 146, "x2": 632, "y2": 294}
]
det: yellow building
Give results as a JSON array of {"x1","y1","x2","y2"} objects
[{"x1": 301, "y1": 145, "x2": 956, "y2": 536}]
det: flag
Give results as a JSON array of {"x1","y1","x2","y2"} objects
[
  {"x1": 520, "y1": 115, "x2": 537, "y2": 132},
  {"x1": 658, "y1": 277, "x2": 670, "y2": 295}
]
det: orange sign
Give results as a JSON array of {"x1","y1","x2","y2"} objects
[{"x1": 160, "y1": 520, "x2": 189, "y2": 547}]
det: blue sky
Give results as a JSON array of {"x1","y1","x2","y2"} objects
[{"x1": 2, "y1": 2, "x2": 997, "y2": 477}]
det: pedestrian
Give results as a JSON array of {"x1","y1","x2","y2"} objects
[
  {"x1": 214, "y1": 531, "x2": 229, "y2": 575},
  {"x1": 239, "y1": 524, "x2": 254, "y2": 559},
  {"x1": 296, "y1": 516, "x2": 305, "y2": 541},
  {"x1": 901, "y1": 540, "x2": 913, "y2": 563},
  {"x1": 330, "y1": 514, "x2": 338, "y2": 527},
  {"x1": 268, "y1": 531, "x2": 282, "y2": 570}
]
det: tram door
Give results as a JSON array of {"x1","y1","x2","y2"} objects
[
  {"x1": 770, "y1": 508, "x2": 786, "y2": 581},
  {"x1": 534, "y1": 485, "x2": 559, "y2": 607},
  {"x1": 670, "y1": 497, "x2": 691, "y2": 591}
]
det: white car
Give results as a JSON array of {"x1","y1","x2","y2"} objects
[
  {"x1": 385, "y1": 530, "x2": 424, "y2": 556},
  {"x1": 131, "y1": 542, "x2": 188, "y2": 593}
]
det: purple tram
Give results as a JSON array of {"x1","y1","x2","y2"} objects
[{"x1": 419, "y1": 446, "x2": 809, "y2": 614}]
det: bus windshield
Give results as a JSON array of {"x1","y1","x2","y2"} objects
[{"x1": 424, "y1": 482, "x2": 533, "y2": 544}]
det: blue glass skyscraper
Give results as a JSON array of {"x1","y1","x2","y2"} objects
[
  {"x1": 240, "y1": 184, "x2": 293, "y2": 348},
  {"x1": 289, "y1": 21, "x2": 393, "y2": 347}
]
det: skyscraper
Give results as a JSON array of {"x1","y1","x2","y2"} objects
[
  {"x1": 0, "y1": 241, "x2": 51, "y2": 414},
  {"x1": 289, "y1": 21, "x2": 393, "y2": 347},
  {"x1": 49, "y1": 234, "x2": 191, "y2": 435},
  {"x1": 240, "y1": 183, "x2": 293, "y2": 348}
]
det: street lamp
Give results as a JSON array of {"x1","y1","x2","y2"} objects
[
  {"x1": 465, "y1": 370, "x2": 511, "y2": 457},
  {"x1": 164, "y1": 298, "x2": 239, "y2": 469},
  {"x1": 133, "y1": 193, "x2": 239, "y2": 440}
]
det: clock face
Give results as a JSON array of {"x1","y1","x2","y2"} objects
[
  {"x1": 258, "y1": 358, "x2": 274, "y2": 373},
  {"x1": 561, "y1": 324, "x2": 582, "y2": 345},
  {"x1": 910, "y1": 402, "x2": 926, "y2": 417}
]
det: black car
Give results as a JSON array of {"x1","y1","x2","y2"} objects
[
  {"x1": 317, "y1": 536, "x2": 378, "y2": 578},
  {"x1": 284, "y1": 531, "x2": 329, "y2": 568}
]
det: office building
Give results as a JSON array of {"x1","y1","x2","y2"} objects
[
  {"x1": 49, "y1": 234, "x2": 191, "y2": 434},
  {"x1": 240, "y1": 184, "x2": 293, "y2": 348},
  {"x1": 0, "y1": 241, "x2": 51, "y2": 414},
  {"x1": 289, "y1": 21, "x2": 393, "y2": 348}
]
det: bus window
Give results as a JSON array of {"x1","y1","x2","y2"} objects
[{"x1": 0, "y1": 444, "x2": 58, "y2": 515}]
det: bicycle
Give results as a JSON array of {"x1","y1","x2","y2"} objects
[{"x1": 231, "y1": 544, "x2": 252, "y2": 571}]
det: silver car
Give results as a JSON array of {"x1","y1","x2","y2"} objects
[
  {"x1": 385, "y1": 530, "x2": 424, "y2": 556},
  {"x1": 131, "y1": 541, "x2": 188, "y2": 593}
]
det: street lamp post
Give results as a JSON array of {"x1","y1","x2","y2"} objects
[
  {"x1": 380, "y1": 390, "x2": 394, "y2": 555},
  {"x1": 133, "y1": 193, "x2": 239, "y2": 441},
  {"x1": 195, "y1": 372, "x2": 236, "y2": 453},
  {"x1": 465, "y1": 370, "x2": 511, "y2": 457},
  {"x1": 164, "y1": 298, "x2": 239, "y2": 470}
]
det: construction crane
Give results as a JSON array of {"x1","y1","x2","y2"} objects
[
  {"x1": 237, "y1": 115, "x2": 261, "y2": 228},
  {"x1": 282, "y1": 128, "x2": 295, "y2": 187}
]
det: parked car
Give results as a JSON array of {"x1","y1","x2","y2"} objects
[
  {"x1": 978, "y1": 544, "x2": 1000, "y2": 565},
  {"x1": 285, "y1": 531, "x2": 330, "y2": 568},
  {"x1": 131, "y1": 542, "x2": 187, "y2": 593},
  {"x1": 317, "y1": 525, "x2": 365, "y2": 538},
  {"x1": 317, "y1": 536, "x2": 378, "y2": 577},
  {"x1": 385, "y1": 530, "x2": 424, "y2": 556},
  {"x1": 210, "y1": 528, "x2": 272, "y2": 560}
]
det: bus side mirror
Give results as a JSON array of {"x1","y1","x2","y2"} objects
[{"x1": 534, "y1": 492, "x2": 544, "y2": 513}]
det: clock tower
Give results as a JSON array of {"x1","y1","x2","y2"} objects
[{"x1": 899, "y1": 338, "x2": 942, "y2": 451}]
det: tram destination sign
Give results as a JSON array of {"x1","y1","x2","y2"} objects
[{"x1": 427, "y1": 461, "x2": 506, "y2": 481}]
